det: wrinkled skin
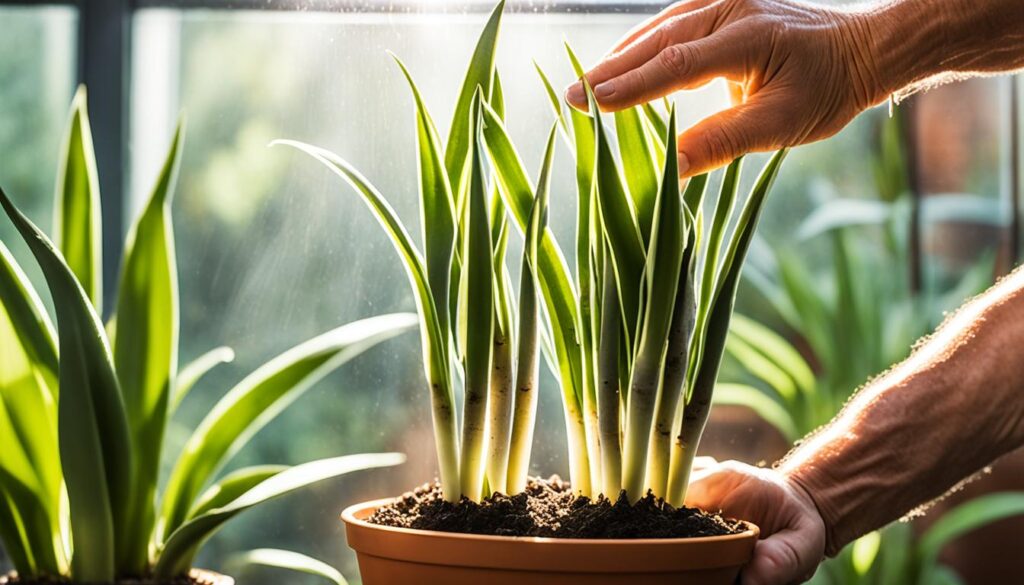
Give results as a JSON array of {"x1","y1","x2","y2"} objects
[
  {"x1": 686, "y1": 458, "x2": 826, "y2": 585},
  {"x1": 566, "y1": 0, "x2": 882, "y2": 177}
]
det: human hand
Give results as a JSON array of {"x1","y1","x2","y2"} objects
[
  {"x1": 686, "y1": 458, "x2": 826, "y2": 585},
  {"x1": 564, "y1": 0, "x2": 887, "y2": 177}
]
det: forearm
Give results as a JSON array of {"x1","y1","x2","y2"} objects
[
  {"x1": 780, "y1": 267, "x2": 1024, "y2": 556},
  {"x1": 845, "y1": 0, "x2": 1024, "y2": 104}
]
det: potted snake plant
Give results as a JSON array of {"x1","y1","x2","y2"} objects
[
  {"x1": 0, "y1": 88, "x2": 411, "y2": 584},
  {"x1": 278, "y1": 2, "x2": 786, "y2": 583}
]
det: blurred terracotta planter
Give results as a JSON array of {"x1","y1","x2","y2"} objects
[
  {"x1": 342, "y1": 499, "x2": 758, "y2": 585},
  {"x1": 0, "y1": 569, "x2": 232, "y2": 585}
]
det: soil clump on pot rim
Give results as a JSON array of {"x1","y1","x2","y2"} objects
[{"x1": 368, "y1": 475, "x2": 743, "y2": 539}]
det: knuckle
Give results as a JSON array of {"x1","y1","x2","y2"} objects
[
  {"x1": 658, "y1": 43, "x2": 694, "y2": 79},
  {"x1": 699, "y1": 124, "x2": 744, "y2": 165}
]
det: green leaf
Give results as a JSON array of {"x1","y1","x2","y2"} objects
[
  {"x1": 478, "y1": 103, "x2": 583, "y2": 410},
  {"x1": 227, "y1": 549, "x2": 348, "y2": 585},
  {"x1": 622, "y1": 109, "x2": 684, "y2": 499},
  {"x1": 533, "y1": 61, "x2": 569, "y2": 142},
  {"x1": 0, "y1": 187, "x2": 134, "y2": 583},
  {"x1": 173, "y1": 346, "x2": 235, "y2": 412},
  {"x1": 444, "y1": 0, "x2": 504, "y2": 198},
  {"x1": 614, "y1": 107, "x2": 659, "y2": 245},
  {"x1": 798, "y1": 197, "x2": 892, "y2": 240},
  {"x1": 0, "y1": 390, "x2": 61, "y2": 576},
  {"x1": 0, "y1": 491, "x2": 36, "y2": 575},
  {"x1": 459, "y1": 92, "x2": 495, "y2": 500},
  {"x1": 641, "y1": 103, "x2": 668, "y2": 148},
  {"x1": 54, "y1": 85, "x2": 103, "y2": 312},
  {"x1": 587, "y1": 87, "x2": 646, "y2": 354},
  {"x1": 712, "y1": 383, "x2": 799, "y2": 442},
  {"x1": 729, "y1": 314, "x2": 815, "y2": 398},
  {"x1": 725, "y1": 334, "x2": 798, "y2": 403},
  {"x1": 112, "y1": 121, "x2": 184, "y2": 572},
  {"x1": 850, "y1": 531, "x2": 881, "y2": 576},
  {"x1": 272, "y1": 139, "x2": 460, "y2": 500},
  {"x1": 392, "y1": 54, "x2": 457, "y2": 338},
  {"x1": 919, "y1": 492, "x2": 1024, "y2": 568},
  {"x1": 158, "y1": 314, "x2": 416, "y2": 541},
  {"x1": 154, "y1": 454, "x2": 405, "y2": 578},
  {"x1": 188, "y1": 465, "x2": 287, "y2": 519},
  {"x1": 674, "y1": 151, "x2": 788, "y2": 503},
  {"x1": 0, "y1": 242, "x2": 58, "y2": 391}
]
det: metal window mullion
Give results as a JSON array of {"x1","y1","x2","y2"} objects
[{"x1": 78, "y1": 0, "x2": 131, "y2": 315}]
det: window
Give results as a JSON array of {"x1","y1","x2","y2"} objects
[
  {"x1": 0, "y1": 1, "x2": 1021, "y2": 582},
  {"x1": 0, "y1": 5, "x2": 77, "y2": 292}
]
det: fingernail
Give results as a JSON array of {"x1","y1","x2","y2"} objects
[
  {"x1": 565, "y1": 82, "x2": 584, "y2": 106},
  {"x1": 677, "y1": 152, "x2": 690, "y2": 176},
  {"x1": 594, "y1": 81, "x2": 615, "y2": 99}
]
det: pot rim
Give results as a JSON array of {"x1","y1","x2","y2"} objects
[{"x1": 342, "y1": 497, "x2": 758, "y2": 545}]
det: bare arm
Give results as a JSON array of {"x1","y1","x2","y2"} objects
[
  {"x1": 687, "y1": 266, "x2": 1024, "y2": 584},
  {"x1": 782, "y1": 266, "x2": 1024, "y2": 554},
  {"x1": 566, "y1": 0, "x2": 1024, "y2": 177}
]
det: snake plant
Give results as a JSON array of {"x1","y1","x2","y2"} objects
[
  {"x1": 277, "y1": 0, "x2": 548, "y2": 503},
  {"x1": 0, "y1": 87, "x2": 411, "y2": 582},
  {"x1": 281, "y1": 0, "x2": 785, "y2": 506}
]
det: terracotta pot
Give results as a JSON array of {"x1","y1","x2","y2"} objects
[
  {"x1": 0, "y1": 569, "x2": 232, "y2": 585},
  {"x1": 343, "y1": 498, "x2": 758, "y2": 585}
]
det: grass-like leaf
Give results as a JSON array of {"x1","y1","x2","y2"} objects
[
  {"x1": 0, "y1": 187, "x2": 134, "y2": 583},
  {"x1": 919, "y1": 492, "x2": 1024, "y2": 572},
  {"x1": 0, "y1": 243, "x2": 58, "y2": 391},
  {"x1": 112, "y1": 121, "x2": 184, "y2": 573},
  {"x1": 273, "y1": 139, "x2": 461, "y2": 500},
  {"x1": 712, "y1": 383, "x2": 799, "y2": 441},
  {"x1": 187, "y1": 465, "x2": 287, "y2": 519},
  {"x1": 158, "y1": 314, "x2": 416, "y2": 541},
  {"x1": 172, "y1": 346, "x2": 235, "y2": 412},
  {"x1": 459, "y1": 92, "x2": 495, "y2": 501},
  {"x1": 227, "y1": 549, "x2": 348, "y2": 585},
  {"x1": 392, "y1": 54, "x2": 457, "y2": 338},
  {"x1": 53, "y1": 86, "x2": 102, "y2": 312},
  {"x1": 614, "y1": 107, "x2": 659, "y2": 245},
  {"x1": 506, "y1": 124, "x2": 555, "y2": 494},
  {"x1": 155, "y1": 454, "x2": 405, "y2": 578},
  {"x1": 621, "y1": 108, "x2": 684, "y2": 499},
  {"x1": 444, "y1": 0, "x2": 504, "y2": 198}
]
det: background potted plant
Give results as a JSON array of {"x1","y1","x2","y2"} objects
[
  {"x1": 279, "y1": 2, "x2": 787, "y2": 583},
  {"x1": 0, "y1": 88, "x2": 411, "y2": 584}
]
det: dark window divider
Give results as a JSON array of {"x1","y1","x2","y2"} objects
[{"x1": 77, "y1": 0, "x2": 131, "y2": 316}]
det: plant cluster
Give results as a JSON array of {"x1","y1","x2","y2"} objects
[
  {"x1": 0, "y1": 88, "x2": 411, "y2": 582},
  {"x1": 283, "y1": 0, "x2": 786, "y2": 506}
]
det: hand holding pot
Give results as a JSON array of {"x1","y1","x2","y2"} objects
[
  {"x1": 686, "y1": 459, "x2": 825, "y2": 585},
  {"x1": 566, "y1": 0, "x2": 1024, "y2": 177}
]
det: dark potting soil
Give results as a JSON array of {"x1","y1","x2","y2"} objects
[
  {"x1": 2, "y1": 574, "x2": 218, "y2": 585},
  {"x1": 368, "y1": 476, "x2": 743, "y2": 539}
]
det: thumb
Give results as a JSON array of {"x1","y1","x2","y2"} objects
[
  {"x1": 743, "y1": 527, "x2": 822, "y2": 585},
  {"x1": 676, "y1": 96, "x2": 786, "y2": 177}
]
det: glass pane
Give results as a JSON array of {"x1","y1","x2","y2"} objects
[
  {"x1": 132, "y1": 9, "x2": 691, "y2": 579},
  {"x1": 0, "y1": 5, "x2": 78, "y2": 574},
  {"x1": 129, "y1": 4, "x2": 1014, "y2": 583},
  {"x1": 0, "y1": 6, "x2": 78, "y2": 292}
]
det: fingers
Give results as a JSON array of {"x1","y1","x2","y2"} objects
[
  {"x1": 742, "y1": 529, "x2": 822, "y2": 585},
  {"x1": 676, "y1": 93, "x2": 788, "y2": 177},
  {"x1": 566, "y1": 6, "x2": 722, "y2": 108},
  {"x1": 590, "y1": 32, "x2": 748, "y2": 112},
  {"x1": 611, "y1": 0, "x2": 720, "y2": 54}
]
